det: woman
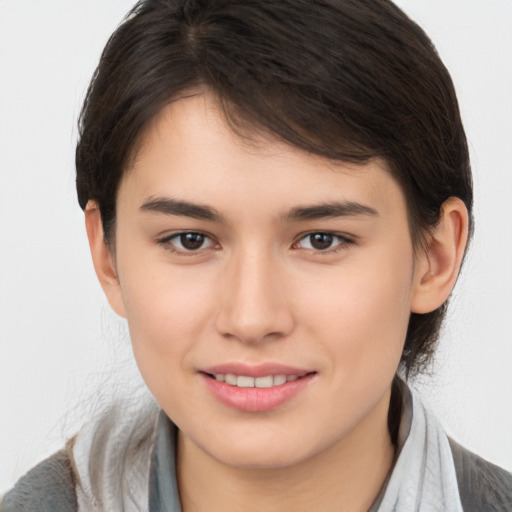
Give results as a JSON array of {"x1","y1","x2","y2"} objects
[{"x1": 3, "y1": 0, "x2": 511, "y2": 510}]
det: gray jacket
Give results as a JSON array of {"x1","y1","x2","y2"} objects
[{"x1": 3, "y1": 406, "x2": 512, "y2": 512}]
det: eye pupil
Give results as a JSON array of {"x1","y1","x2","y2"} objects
[
  {"x1": 180, "y1": 233, "x2": 205, "y2": 250},
  {"x1": 310, "y1": 233, "x2": 333, "y2": 250}
]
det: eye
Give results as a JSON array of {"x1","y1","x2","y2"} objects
[
  {"x1": 295, "y1": 232, "x2": 351, "y2": 252},
  {"x1": 159, "y1": 232, "x2": 217, "y2": 253}
]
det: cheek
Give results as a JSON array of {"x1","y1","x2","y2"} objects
[
  {"x1": 302, "y1": 249, "x2": 414, "y2": 378},
  {"x1": 118, "y1": 261, "x2": 218, "y2": 390}
]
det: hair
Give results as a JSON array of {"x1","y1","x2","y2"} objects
[{"x1": 76, "y1": 0, "x2": 473, "y2": 377}]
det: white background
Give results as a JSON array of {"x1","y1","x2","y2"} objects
[{"x1": 1, "y1": 0, "x2": 511, "y2": 494}]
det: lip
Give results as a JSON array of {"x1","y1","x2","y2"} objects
[
  {"x1": 201, "y1": 362, "x2": 312, "y2": 378},
  {"x1": 199, "y1": 363, "x2": 316, "y2": 412}
]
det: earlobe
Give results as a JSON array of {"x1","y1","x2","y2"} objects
[
  {"x1": 84, "y1": 201, "x2": 127, "y2": 318},
  {"x1": 411, "y1": 197, "x2": 469, "y2": 314}
]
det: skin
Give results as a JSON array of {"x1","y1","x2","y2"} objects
[{"x1": 86, "y1": 92, "x2": 468, "y2": 512}]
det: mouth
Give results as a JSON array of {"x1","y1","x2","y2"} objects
[
  {"x1": 202, "y1": 372, "x2": 309, "y2": 388},
  {"x1": 199, "y1": 367, "x2": 317, "y2": 412}
]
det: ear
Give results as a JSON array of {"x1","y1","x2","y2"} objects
[
  {"x1": 84, "y1": 201, "x2": 127, "y2": 318},
  {"x1": 411, "y1": 197, "x2": 469, "y2": 314}
]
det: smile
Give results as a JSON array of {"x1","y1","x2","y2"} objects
[
  {"x1": 211, "y1": 374, "x2": 300, "y2": 388},
  {"x1": 201, "y1": 368, "x2": 316, "y2": 412}
]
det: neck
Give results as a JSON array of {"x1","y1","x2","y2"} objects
[{"x1": 177, "y1": 388, "x2": 395, "y2": 512}]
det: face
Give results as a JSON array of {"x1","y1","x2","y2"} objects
[{"x1": 106, "y1": 93, "x2": 425, "y2": 469}]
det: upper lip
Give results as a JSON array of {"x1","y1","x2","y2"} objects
[{"x1": 200, "y1": 363, "x2": 314, "y2": 378}]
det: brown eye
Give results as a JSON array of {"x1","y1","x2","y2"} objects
[
  {"x1": 180, "y1": 232, "x2": 206, "y2": 250},
  {"x1": 295, "y1": 232, "x2": 351, "y2": 252},
  {"x1": 308, "y1": 233, "x2": 333, "y2": 250},
  {"x1": 161, "y1": 231, "x2": 216, "y2": 253}
]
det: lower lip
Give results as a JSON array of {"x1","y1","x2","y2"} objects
[{"x1": 201, "y1": 373, "x2": 315, "y2": 412}]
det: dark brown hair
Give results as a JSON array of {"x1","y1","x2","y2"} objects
[{"x1": 76, "y1": 0, "x2": 473, "y2": 377}]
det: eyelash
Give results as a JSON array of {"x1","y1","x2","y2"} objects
[
  {"x1": 292, "y1": 232, "x2": 354, "y2": 254},
  {"x1": 157, "y1": 231, "x2": 354, "y2": 256},
  {"x1": 158, "y1": 231, "x2": 218, "y2": 256}
]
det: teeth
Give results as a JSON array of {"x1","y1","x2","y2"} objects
[
  {"x1": 213, "y1": 373, "x2": 302, "y2": 388},
  {"x1": 237, "y1": 376, "x2": 255, "y2": 388},
  {"x1": 255, "y1": 376, "x2": 273, "y2": 388},
  {"x1": 274, "y1": 375, "x2": 287, "y2": 385},
  {"x1": 225, "y1": 374, "x2": 237, "y2": 385}
]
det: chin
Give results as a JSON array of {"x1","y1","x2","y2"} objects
[
  {"x1": 214, "y1": 446, "x2": 309, "y2": 470},
  {"x1": 196, "y1": 426, "x2": 329, "y2": 471}
]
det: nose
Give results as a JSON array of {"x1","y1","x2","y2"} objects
[{"x1": 215, "y1": 248, "x2": 295, "y2": 344}]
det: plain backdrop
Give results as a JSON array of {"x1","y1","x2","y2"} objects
[{"x1": 1, "y1": 0, "x2": 511, "y2": 494}]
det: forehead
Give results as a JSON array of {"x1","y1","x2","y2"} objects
[{"x1": 121, "y1": 93, "x2": 408, "y2": 223}]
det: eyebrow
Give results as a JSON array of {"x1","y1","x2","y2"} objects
[
  {"x1": 139, "y1": 197, "x2": 378, "y2": 223},
  {"x1": 284, "y1": 201, "x2": 379, "y2": 221},
  {"x1": 140, "y1": 197, "x2": 224, "y2": 221}
]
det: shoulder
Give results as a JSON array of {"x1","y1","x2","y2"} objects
[
  {"x1": 1, "y1": 450, "x2": 77, "y2": 512},
  {"x1": 449, "y1": 437, "x2": 512, "y2": 512}
]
